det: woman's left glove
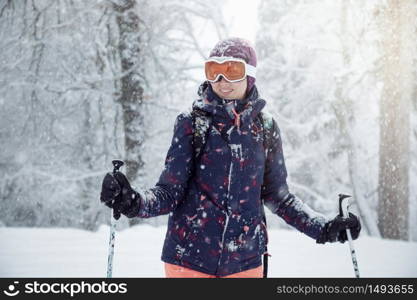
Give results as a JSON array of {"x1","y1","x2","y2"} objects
[
  {"x1": 100, "y1": 172, "x2": 141, "y2": 219},
  {"x1": 316, "y1": 212, "x2": 361, "y2": 244}
]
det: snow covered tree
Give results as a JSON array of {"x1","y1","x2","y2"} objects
[
  {"x1": 376, "y1": 0, "x2": 415, "y2": 240},
  {"x1": 332, "y1": 0, "x2": 381, "y2": 237},
  {"x1": 112, "y1": 0, "x2": 145, "y2": 183},
  {"x1": 256, "y1": 0, "x2": 385, "y2": 234},
  {"x1": 0, "y1": 0, "x2": 228, "y2": 229}
]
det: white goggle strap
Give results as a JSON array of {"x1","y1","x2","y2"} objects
[{"x1": 245, "y1": 64, "x2": 256, "y2": 78}]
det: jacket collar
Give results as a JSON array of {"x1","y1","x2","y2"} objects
[{"x1": 192, "y1": 82, "x2": 266, "y2": 124}]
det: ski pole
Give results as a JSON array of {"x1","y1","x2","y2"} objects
[
  {"x1": 107, "y1": 159, "x2": 124, "y2": 278},
  {"x1": 338, "y1": 194, "x2": 360, "y2": 278}
]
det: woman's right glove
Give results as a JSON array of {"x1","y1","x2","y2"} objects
[
  {"x1": 100, "y1": 172, "x2": 141, "y2": 219},
  {"x1": 316, "y1": 212, "x2": 361, "y2": 244}
]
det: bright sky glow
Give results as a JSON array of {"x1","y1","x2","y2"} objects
[{"x1": 223, "y1": 0, "x2": 260, "y2": 43}]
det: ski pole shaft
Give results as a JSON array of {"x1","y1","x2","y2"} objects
[
  {"x1": 345, "y1": 228, "x2": 360, "y2": 278},
  {"x1": 106, "y1": 160, "x2": 124, "y2": 278},
  {"x1": 339, "y1": 194, "x2": 360, "y2": 278},
  {"x1": 107, "y1": 213, "x2": 117, "y2": 278}
]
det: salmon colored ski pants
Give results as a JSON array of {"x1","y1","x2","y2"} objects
[{"x1": 164, "y1": 263, "x2": 263, "y2": 278}]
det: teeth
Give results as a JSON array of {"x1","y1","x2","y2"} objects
[{"x1": 221, "y1": 89, "x2": 233, "y2": 93}]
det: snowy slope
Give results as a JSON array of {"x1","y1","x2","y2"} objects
[{"x1": 0, "y1": 225, "x2": 416, "y2": 277}]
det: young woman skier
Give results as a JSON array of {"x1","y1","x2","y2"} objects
[{"x1": 100, "y1": 37, "x2": 361, "y2": 278}]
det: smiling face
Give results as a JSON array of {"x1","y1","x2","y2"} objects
[{"x1": 210, "y1": 77, "x2": 248, "y2": 100}]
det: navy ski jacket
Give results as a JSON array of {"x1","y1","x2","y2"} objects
[{"x1": 137, "y1": 83, "x2": 327, "y2": 276}]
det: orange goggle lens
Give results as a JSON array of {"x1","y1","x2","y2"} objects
[{"x1": 205, "y1": 60, "x2": 246, "y2": 82}]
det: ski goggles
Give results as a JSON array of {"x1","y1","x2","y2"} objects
[{"x1": 205, "y1": 56, "x2": 256, "y2": 83}]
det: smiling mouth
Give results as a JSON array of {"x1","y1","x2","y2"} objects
[{"x1": 220, "y1": 89, "x2": 233, "y2": 93}]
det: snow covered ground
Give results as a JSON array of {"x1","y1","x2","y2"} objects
[{"x1": 0, "y1": 225, "x2": 416, "y2": 277}]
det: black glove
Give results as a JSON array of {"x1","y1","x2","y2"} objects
[
  {"x1": 316, "y1": 212, "x2": 361, "y2": 244},
  {"x1": 100, "y1": 172, "x2": 141, "y2": 219}
]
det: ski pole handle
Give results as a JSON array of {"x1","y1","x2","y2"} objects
[
  {"x1": 112, "y1": 160, "x2": 124, "y2": 174},
  {"x1": 111, "y1": 160, "x2": 124, "y2": 220},
  {"x1": 338, "y1": 194, "x2": 351, "y2": 218}
]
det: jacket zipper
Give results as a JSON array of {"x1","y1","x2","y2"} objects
[
  {"x1": 216, "y1": 132, "x2": 239, "y2": 271},
  {"x1": 217, "y1": 211, "x2": 230, "y2": 270},
  {"x1": 217, "y1": 158, "x2": 233, "y2": 271}
]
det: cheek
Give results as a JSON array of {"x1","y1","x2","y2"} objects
[
  {"x1": 210, "y1": 82, "x2": 219, "y2": 90},
  {"x1": 236, "y1": 81, "x2": 247, "y2": 93},
  {"x1": 237, "y1": 78, "x2": 247, "y2": 88}
]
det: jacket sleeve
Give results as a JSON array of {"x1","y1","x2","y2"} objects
[
  {"x1": 261, "y1": 118, "x2": 328, "y2": 240},
  {"x1": 137, "y1": 112, "x2": 194, "y2": 218}
]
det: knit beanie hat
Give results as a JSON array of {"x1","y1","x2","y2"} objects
[{"x1": 208, "y1": 37, "x2": 257, "y2": 93}]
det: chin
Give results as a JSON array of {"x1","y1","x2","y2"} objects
[{"x1": 221, "y1": 93, "x2": 238, "y2": 99}]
